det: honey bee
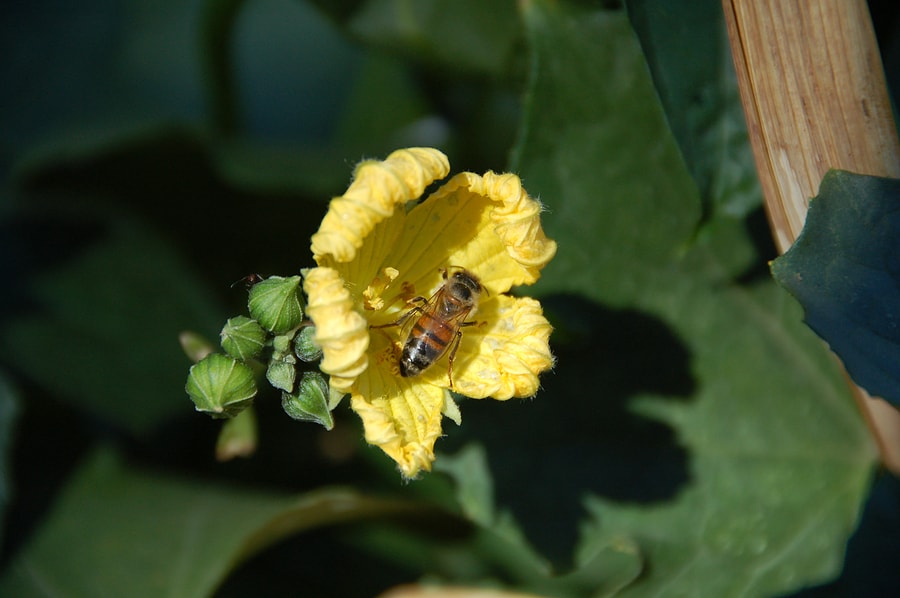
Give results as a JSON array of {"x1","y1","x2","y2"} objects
[{"x1": 378, "y1": 268, "x2": 483, "y2": 388}]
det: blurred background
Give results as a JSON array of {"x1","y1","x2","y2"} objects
[
  {"x1": 2, "y1": 0, "x2": 900, "y2": 596},
  {"x1": 0, "y1": 1, "x2": 577, "y2": 594}
]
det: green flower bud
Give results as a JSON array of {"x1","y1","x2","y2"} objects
[
  {"x1": 220, "y1": 316, "x2": 267, "y2": 361},
  {"x1": 185, "y1": 353, "x2": 257, "y2": 418},
  {"x1": 294, "y1": 325, "x2": 322, "y2": 362},
  {"x1": 266, "y1": 355, "x2": 296, "y2": 393},
  {"x1": 248, "y1": 275, "x2": 304, "y2": 333},
  {"x1": 282, "y1": 371, "x2": 333, "y2": 430},
  {"x1": 272, "y1": 332, "x2": 294, "y2": 355}
]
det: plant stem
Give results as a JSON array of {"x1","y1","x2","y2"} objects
[{"x1": 723, "y1": 0, "x2": 900, "y2": 472}]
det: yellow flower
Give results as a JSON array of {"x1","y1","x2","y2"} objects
[{"x1": 304, "y1": 148, "x2": 557, "y2": 478}]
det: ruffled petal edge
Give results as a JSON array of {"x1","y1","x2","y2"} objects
[
  {"x1": 302, "y1": 266, "x2": 369, "y2": 391},
  {"x1": 310, "y1": 148, "x2": 450, "y2": 264},
  {"x1": 427, "y1": 171, "x2": 557, "y2": 290},
  {"x1": 453, "y1": 295, "x2": 555, "y2": 400},
  {"x1": 484, "y1": 171, "x2": 557, "y2": 276}
]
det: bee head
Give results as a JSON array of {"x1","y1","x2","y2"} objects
[{"x1": 448, "y1": 269, "x2": 483, "y2": 304}]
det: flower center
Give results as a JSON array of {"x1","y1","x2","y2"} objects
[
  {"x1": 362, "y1": 267, "x2": 400, "y2": 311},
  {"x1": 372, "y1": 333, "x2": 402, "y2": 377}
]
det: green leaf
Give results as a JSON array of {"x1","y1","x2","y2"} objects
[
  {"x1": 626, "y1": 0, "x2": 762, "y2": 219},
  {"x1": 186, "y1": 353, "x2": 257, "y2": 418},
  {"x1": 0, "y1": 214, "x2": 225, "y2": 435},
  {"x1": 563, "y1": 522, "x2": 643, "y2": 598},
  {"x1": 771, "y1": 170, "x2": 900, "y2": 408},
  {"x1": 248, "y1": 276, "x2": 304, "y2": 334},
  {"x1": 511, "y1": 1, "x2": 875, "y2": 594},
  {"x1": 434, "y1": 443, "x2": 496, "y2": 527},
  {"x1": 353, "y1": 443, "x2": 642, "y2": 597},
  {"x1": 0, "y1": 448, "x2": 432, "y2": 597},
  {"x1": 313, "y1": 0, "x2": 520, "y2": 76},
  {"x1": 3, "y1": 1, "x2": 884, "y2": 595}
]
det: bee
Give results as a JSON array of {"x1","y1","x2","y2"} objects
[{"x1": 378, "y1": 268, "x2": 484, "y2": 389}]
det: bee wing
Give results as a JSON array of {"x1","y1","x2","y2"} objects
[
  {"x1": 396, "y1": 286, "x2": 444, "y2": 339},
  {"x1": 446, "y1": 304, "x2": 476, "y2": 327}
]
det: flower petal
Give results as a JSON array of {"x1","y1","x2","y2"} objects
[
  {"x1": 310, "y1": 148, "x2": 450, "y2": 264},
  {"x1": 351, "y1": 361, "x2": 445, "y2": 478},
  {"x1": 305, "y1": 148, "x2": 558, "y2": 476},
  {"x1": 302, "y1": 267, "x2": 369, "y2": 391},
  {"x1": 452, "y1": 295, "x2": 554, "y2": 400},
  {"x1": 384, "y1": 171, "x2": 556, "y2": 297},
  {"x1": 480, "y1": 171, "x2": 557, "y2": 271}
]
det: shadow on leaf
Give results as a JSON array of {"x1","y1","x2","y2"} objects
[{"x1": 446, "y1": 293, "x2": 696, "y2": 564}]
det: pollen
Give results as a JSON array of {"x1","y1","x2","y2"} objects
[
  {"x1": 377, "y1": 349, "x2": 402, "y2": 377},
  {"x1": 399, "y1": 280, "x2": 417, "y2": 302},
  {"x1": 362, "y1": 267, "x2": 401, "y2": 311},
  {"x1": 371, "y1": 331, "x2": 402, "y2": 370}
]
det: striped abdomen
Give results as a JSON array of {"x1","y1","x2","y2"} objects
[{"x1": 399, "y1": 312, "x2": 454, "y2": 377}]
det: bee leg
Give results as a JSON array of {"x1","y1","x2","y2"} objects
[
  {"x1": 446, "y1": 320, "x2": 481, "y2": 389},
  {"x1": 446, "y1": 329, "x2": 465, "y2": 390},
  {"x1": 370, "y1": 302, "x2": 424, "y2": 329}
]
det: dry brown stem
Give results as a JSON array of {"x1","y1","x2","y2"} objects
[{"x1": 723, "y1": 0, "x2": 900, "y2": 472}]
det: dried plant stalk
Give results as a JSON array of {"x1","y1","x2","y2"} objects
[{"x1": 723, "y1": 0, "x2": 900, "y2": 471}]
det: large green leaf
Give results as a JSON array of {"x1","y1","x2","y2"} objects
[
  {"x1": 344, "y1": 444, "x2": 642, "y2": 596},
  {"x1": 511, "y1": 1, "x2": 875, "y2": 594},
  {"x1": 0, "y1": 448, "x2": 431, "y2": 596},
  {"x1": 309, "y1": 0, "x2": 521, "y2": 76},
  {"x1": 771, "y1": 170, "x2": 900, "y2": 408},
  {"x1": 626, "y1": 0, "x2": 762, "y2": 220},
  {"x1": 0, "y1": 210, "x2": 225, "y2": 435},
  {"x1": 434, "y1": 445, "x2": 643, "y2": 597},
  {"x1": 1, "y1": 1, "x2": 885, "y2": 595}
]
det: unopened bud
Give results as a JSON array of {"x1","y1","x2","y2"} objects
[
  {"x1": 248, "y1": 275, "x2": 304, "y2": 333},
  {"x1": 294, "y1": 325, "x2": 322, "y2": 362},
  {"x1": 281, "y1": 371, "x2": 333, "y2": 430},
  {"x1": 266, "y1": 354, "x2": 297, "y2": 393},
  {"x1": 185, "y1": 353, "x2": 257, "y2": 418},
  {"x1": 220, "y1": 316, "x2": 267, "y2": 361}
]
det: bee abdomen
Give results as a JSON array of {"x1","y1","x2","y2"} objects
[{"x1": 400, "y1": 323, "x2": 448, "y2": 377}]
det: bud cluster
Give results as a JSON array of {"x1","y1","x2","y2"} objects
[{"x1": 184, "y1": 275, "x2": 336, "y2": 447}]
